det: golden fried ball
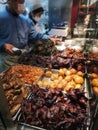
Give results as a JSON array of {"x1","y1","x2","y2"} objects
[
  {"x1": 42, "y1": 80, "x2": 48, "y2": 87},
  {"x1": 64, "y1": 82, "x2": 75, "y2": 91},
  {"x1": 89, "y1": 73, "x2": 98, "y2": 79},
  {"x1": 62, "y1": 68, "x2": 67, "y2": 73},
  {"x1": 70, "y1": 68, "x2": 77, "y2": 74},
  {"x1": 57, "y1": 83, "x2": 63, "y2": 89},
  {"x1": 93, "y1": 87, "x2": 98, "y2": 95},
  {"x1": 91, "y1": 78, "x2": 98, "y2": 87},
  {"x1": 73, "y1": 75, "x2": 84, "y2": 84},
  {"x1": 75, "y1": 84, "x2": 82, "y2": 89},
  {"x1": 51, "y1": 74, "x2": 59, "y2": 81},
  {"x1": 58, "y1": 69, "x2": 65, "y2": 77},
  {"x1": 61, "y1": 80, "x2": 67, "y2": 88},
  {"x1": 65, "y1": 70, "x2": 71, "y2": 76},
  {"x1": 77, "y1": 71, "x2": 83, "y2": 77},
  {"x1": 45, "y1": 70, "x2": 53, "y2": 77},
  {"x1": 58, "y1": 76, "x2": 63, "y2": 82},
  {"x1": 54, "y1": 79, "x2": 59, "y2": 85},
  {"x1": 64, "y1": 75, "x2": 72, "y2": 82},
  {"x1": 50, "y1": 82, "x2": 56, "y2": 88}
]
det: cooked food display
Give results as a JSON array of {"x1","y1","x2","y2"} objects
[
  {"x1": 18, "y1": 48, "x2": 85, "y2": 71},
  {"x1": 29, "y1": 39, "x2": 58, "y2": 56},
  {"x1": 1, "y1": 75, "x2": 30, "y2": 116},
  {"x1": 19, "y1": 54, "x2": 51, "y2": 68},
  {"x1": 37, "y1": 68, "x2": 84, "y2": 91},
  {"x1": 0, "y1": 64, "x2": 44, "y2": 116},
  {"x1": 88, "y1": 52, "x2": 98, "y2": 60},
  {"x1": 19, "y1": 85, "x2": 88, "y2": 130},
  {"x1": 89, "y1": 73, "x2": 98, "y2": 95},
  {"x1": 2, "y1": 64, "x2": 44, "y2": 85},
  {"x1": 0, "y1": 40, "x2": 97, "y2": 130},
  {"x1": 0, "y1": 0, "x2": 98, "y2": 128}
]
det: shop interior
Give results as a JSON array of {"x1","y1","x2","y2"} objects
[{"x1": 0, "y1": 0, "x2": 98, "y2": 130}]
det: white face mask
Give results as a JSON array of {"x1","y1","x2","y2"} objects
[
  {"x1": 33, "y1": 16, "x2": 40, "y2": 22},
  {"x1": 16, "y1": 4, "x2": 25, "y2": 14}
]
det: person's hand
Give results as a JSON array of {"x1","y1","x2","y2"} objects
[
  {"x1": 4, "y1": 43, "x2": 15, "y2": 55},
  {"x1": 49, "y1": 37, "x2": 56, "y2": 44},
  {"x1": 50, "y1": 37, "x2": 62, "y2": 45}
]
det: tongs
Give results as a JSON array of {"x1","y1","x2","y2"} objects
[{"x1": 84, "y1": 60, "x2": 93, "y2": 99}]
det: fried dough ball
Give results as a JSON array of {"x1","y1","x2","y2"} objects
[
  {"x1": 75, "y1": 84, "x2": 82, "y2": 89},
  {"x1": 64, "y1": 81, "x2": 75, "y2": 91},
  {"x1": 57, "y1": 83, "x2": 63, "y2": 89},
  {"x1": 49, "y1": 82, "x2": 56, "y2": 88},
  {"x1": 45, "y1": 70, "x2": 52, "y2": 77},
  {"x1": 70, "y1": 68, "x2": 77, "y2": 74},
  {"x1": 58, "y1": 76, "x2": 63, "y2": 82},
  {"x1": 42, "y1": 81, "x2": 48, "y2": 87},
  {"x1": 65, "y1": 70, "x2": 71, "y2": 76},
  {"x1": 91, "y1": 78, "x2": 98, "y2": 87},
  {"x1": 51, "y1": 74, "x2": 59, "y2": 81},
  {"x1": 62, "y1": 68, "x2": 67, "y2": 73},
  {"x1": 61, "y1": 80, "x2": 67, "y2": 88},
  {"x1": 58, "y1": 69, "x2": 65, "y2": 77},
  {"x1": 57, "y1": 80, "x2": 67, "y2": 89},
  {"x1": 73, "y1": 75, "x2": 84, "y2": 84},
  {"x1": 89, "y1": 73, "x2": 98, "y2": 79},
  {"x1": 64, "y1": 80, "x2": 76, "y2": 91},
  {"x1": 64, "y1": 75, "x2": 72, "y2": 82},
  {"x1": 54, "y1": 79, "x2": 59, "y2": 85},
  {"x1": 93, "y1": 87, "x2": 98, "y2": 95},
  {"x1": 77, "y1": 71, "x2": 83, "y2": 77}
]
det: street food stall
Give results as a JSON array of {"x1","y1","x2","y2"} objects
[{"x1": 0, "y1": 0, "x2": 98, "y2": 130}]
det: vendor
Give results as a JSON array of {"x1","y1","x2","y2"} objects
[
  {"x1": 0, "y1": 0, "x2": 55, "y2": 73},
  {"x1": 29, "y1": 3, "x2": 46, "y2": 33}
]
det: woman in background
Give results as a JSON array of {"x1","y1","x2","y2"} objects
[{"x1": 29, "y1": 3, "x2": 46, "y2": 33}]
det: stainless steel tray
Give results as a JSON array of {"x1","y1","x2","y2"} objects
[
  {"x1": 16, "y1": 86, "x2": 92, "y2": 130},
  {"x1": 16, "y1": 69, "x2": 98, "y2": 130}
]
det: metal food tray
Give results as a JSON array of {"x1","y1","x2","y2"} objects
[
  {"x1": 0, "y1": 64, "x2": 45, "y2": 122},
  {"x1": 16, "y1": 69, "x2": 98, "y2": 130},
  {"x1": 38, "y1": 68, "x2": 86, "y2": 92},
  {"x1": 1, "y1": 67, "x2": 98, "y2": 130},
  {"x1": 38, "y1": 68, "x2": 95, "y2": 99},
  {"x1": 16, "y1": 91, "x2": 91, "y2": 130},
  {"x1": 16, "y1": 99, "x2": 98, "y2": 130},
  {"x1": 84, "y1": 73, "x2": 98, "y2": 130},
  {"x1": 0, "y1": 78, "x2": 31, "y2": 120}
]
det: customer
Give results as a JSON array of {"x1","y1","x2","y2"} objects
[
  {"x1": 29, "y1": 3, "x2": 46, "y2": 33},
  {"x1": 0, "y1": 0, "x2": 55, "y2": 73}
]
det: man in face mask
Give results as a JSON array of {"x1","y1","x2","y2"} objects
[
  {"x1": 0, "y1": 0, "x2": 56, "y2": 73},
  {"x1": 8, "y1": 0, "x2": 25, "y2": 15}
]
